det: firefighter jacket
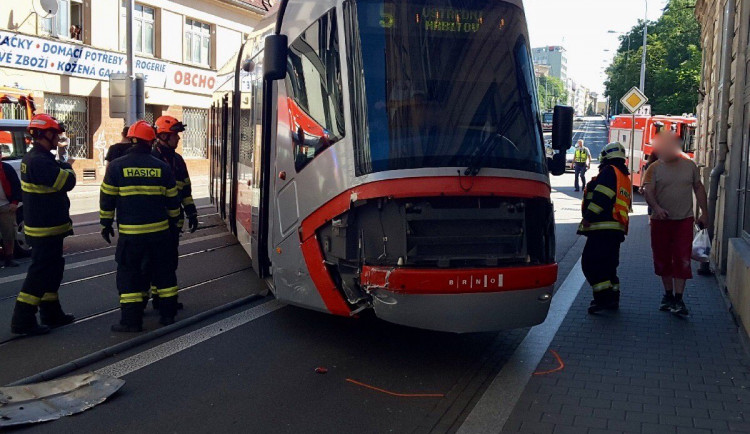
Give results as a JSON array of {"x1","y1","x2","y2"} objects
[
  {"x1": 578, "y1": 164, "x2": 632, "y2": 236},
  {"x1": 100, "y1": 147, "x2": 181, "y2": 237},
  {"x1": 153, "y1": 144, "x2": 196, "y2": 227},
  {"x1": 20, "y1": 144, "x2": 76, "y2": 239}
]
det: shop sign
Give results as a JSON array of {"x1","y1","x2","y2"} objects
[{"x1": 0, "y1": 30, "x2": 217, "y2": 95}]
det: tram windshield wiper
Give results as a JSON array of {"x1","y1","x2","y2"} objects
[{"x1": 464, "y1": 103, "x2": 521, "y2": 176}]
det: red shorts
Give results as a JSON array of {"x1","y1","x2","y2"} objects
[{"x1": 650, "y1": 218, "x2": 694, "y2": 280}]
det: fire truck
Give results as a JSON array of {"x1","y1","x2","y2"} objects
[
  {"x1": 0, "y1": 86, "x2": 36, "y2": 120},
  {"x1": 609, "y1": 114, "x2": 697, "y2": 187}
]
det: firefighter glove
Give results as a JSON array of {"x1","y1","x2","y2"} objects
[
  {"x1": 101, "y1": 225, "x2": 115, "y2": 244},
  {"x1": 188, "y1": 214, "x2": 199, "y2": 233}
]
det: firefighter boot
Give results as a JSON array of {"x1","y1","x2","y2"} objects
[
  {"x1": 158, "y1": 299, "x2": 178, "y2": 326},
  {"x1": 152, "y1": 295, "x2": 183, "y2": 311},
  {"x1": 111, "y1": 304, "x2": 144, "y2": 333},
  {"x1": 588, "y1": 290, "x2": 619, "y2": 314},
  {"x1": 40, "y1": 302, "x2": 75, "y2": 328},
  {"x1": 10, "y1": 302, "x2": 50, "y2": 335}
]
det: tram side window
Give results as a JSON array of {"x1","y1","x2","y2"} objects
[{"x1": 285, "y1": 9, "x2": 346, "y2": 172}]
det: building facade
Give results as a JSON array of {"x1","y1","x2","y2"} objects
[
  {"x1": 532, "y1": 46, "x2": 568, "y2": 82},
  {"x1": 694, "y1": 0, "x2": 750, "y2": 335},
  {"x1": 0, "y1": 0, "x2": 264, "y2": 178}
]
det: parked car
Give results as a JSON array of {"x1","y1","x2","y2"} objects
[
  {"x1": 0, "y1": 119, "x2": 32, "y2": 257},
  {"x1": 566, "y1": 147, "x2": 576, "y2": 171}
]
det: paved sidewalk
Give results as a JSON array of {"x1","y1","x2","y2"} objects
[{"x1": 502, "y1": 202, "x2": 750, "y2": 433}]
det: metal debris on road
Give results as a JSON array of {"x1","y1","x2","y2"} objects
[{"x1": 0, "y1": 372, "x2": 125, "y2": 427}]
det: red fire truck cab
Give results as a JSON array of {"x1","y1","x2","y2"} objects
[{"x1": 609, "y1": 114, "x2": 697, "y2": 187}]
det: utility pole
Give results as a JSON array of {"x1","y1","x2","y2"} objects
[
  {"x1": 639, "y1": 0, "x2": 648, "y2": 92},
  {"x1": 125, "y1": 0, "x2": 136, "y2": 125}
]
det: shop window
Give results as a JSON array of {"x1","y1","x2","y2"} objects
[
  {"x1": 120, "y1": 2, "x2": 156, "y2": 56},
  {"x1": 42, "y1": 0, "x2": 83, "y2": 41},
  {"x1": 185, "y1": 19, "x2": 212, "y2": 67},
  {"x1": 44, "y1": 95, "x2": 89, "y2": 159},
  {"x1": 285, "y1": 8, "x2": 345, "y2": 172},
  {"x1": 182, "y1": 108, "x2": 208, "y2": 159}
]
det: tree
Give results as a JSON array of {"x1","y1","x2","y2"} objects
[
  {"x1": 537, "y1": 75, "x2": 568, "y2": 111},
  {"x1": 604, "y1": 0, "x2": 700, "y2": 116}
]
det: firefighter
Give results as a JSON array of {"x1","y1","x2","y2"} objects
[
  {"x1": 150, "y1": 116, "x2": 197, "y2": 309},
  {"x1": 578, "y1": 142, "x2": 632, "y2": 314},
  {"x1": 10, "y1": 114, "x2": 76, "y2": 335},
  {"x1": 100, "y1": 120, "x2": 182, "y2": 332}
]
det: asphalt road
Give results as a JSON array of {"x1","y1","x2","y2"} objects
[{"x1": 1, "y1": 118, "x2": 609, "y2": 433}]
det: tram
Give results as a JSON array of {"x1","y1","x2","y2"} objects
[{"x1": 210, "y1": 0, "x2": 574, "y2": 333}]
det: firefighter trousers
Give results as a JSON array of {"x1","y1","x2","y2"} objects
[
  {"x1": 581, "y1": 231, "x2": 623, "y2": 304},
  {"x1": 150, "y1": 230, "x2": 179, "y2": 304},
  {"x1": 115, "y1": 232, "x2": 178, "y2": 326},
  {"x1": 16, "y1": 235, "x2": 66, "y2": 316}
]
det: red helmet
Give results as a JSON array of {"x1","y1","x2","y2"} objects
[
  {"x1": 28, "y1": 114, "x2": 66, "y2": 135},
  {"x1": 127, "y1": 120, "x2": 156, "y2": 143},
  {"x1": 155, "y1": 116, "x2": 186, "y2": 135}
]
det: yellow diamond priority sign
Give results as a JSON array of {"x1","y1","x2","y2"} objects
[{"x1": 620, "y1": 87, "x2": 648, "y2": 114}]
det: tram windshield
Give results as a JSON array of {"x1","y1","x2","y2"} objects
[{"x1": 349, "y1": 0, "x2": 545, "y2": 176}]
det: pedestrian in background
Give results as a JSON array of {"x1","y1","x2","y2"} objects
[
  {"x1": 105, "y1": 127, "x2": 132, "y2": 164},
  {"x1": 643, "y1": 132, "x2": 708, "y2": 316},
  {"x1": 0, "y1": 157, "x2": 22, "y2": 267},
  {"x1": 10, "y1": 114, "x2": 76, "y2": 335},
  {"x1": 100, "y1": 121, "x2": 182, "y2": 332},
  {"x1": 573, "y1": 140, "x2": 591, "y2": 192},
  {"x1": 578, "y1": 142, "x2": 632, "y2": 313}
]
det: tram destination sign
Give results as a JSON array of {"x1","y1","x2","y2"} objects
[{"x1": 0, "y1": 31, "x2": 217, "y2": 95}]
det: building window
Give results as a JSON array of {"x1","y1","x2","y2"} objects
[
  {"x1": 182, "y1": 108, "x2": 208, "y2": 159},
  {"x1": 44, "y1": 95, "x2": 89, "y2": 159},
  {"x1": 184, "y1": 19, "x2": 211, "y2": 67},
  {"x1": 42, "y1": 0, "x2": 83, "y2": 40},
  {"x1": 120, "y1": 2, "x2": 156, "y2": 56}
]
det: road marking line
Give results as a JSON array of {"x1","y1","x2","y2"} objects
[
  {"x1": 456, "y1": 258, "x2": 586, "y2": 434},
  {"x1": 0, "y1": 232, "x2": 233, "y2": 285},
  {"x1": 96, "y1": 299, "x2": 284, "y2": 379}
]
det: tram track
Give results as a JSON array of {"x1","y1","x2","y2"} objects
[
  {"x1": 0, "y1": 242, "x2": 239, "y2": 303},
  {"x1": 0, "y1": 265, "x2": 252, "y2": 347}
]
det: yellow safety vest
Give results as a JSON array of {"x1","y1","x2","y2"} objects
[{"x1": 575, "y1": 148, "x2": 589, "y2": 163}]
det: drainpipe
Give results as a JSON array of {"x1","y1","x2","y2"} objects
[{"x1": 707, "y1": 0, "x2": 735, "y2": 269}]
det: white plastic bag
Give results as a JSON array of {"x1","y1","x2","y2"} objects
[{"x1": 691, "y1": 229, "x2": 711, "y2": 263}]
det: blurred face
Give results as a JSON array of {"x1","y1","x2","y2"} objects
[
  {"x1": 577, "y1": 141, "x2": 584, "y2": 148},
  {"x1": 654, "y1": 132, "x2": 681, "y2": 161}
]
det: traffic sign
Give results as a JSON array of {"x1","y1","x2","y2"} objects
[{"x1": 620, "y1": 87, "x2": 648, "y2": 114}]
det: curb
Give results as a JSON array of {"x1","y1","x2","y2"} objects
[{"x1": 7, "y1": 294, "x2": 266, "y2": 386}]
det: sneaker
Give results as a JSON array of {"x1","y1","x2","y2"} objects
[
  {"x1": 4, "y1": 259, "x2": 19, "y2": 267},
  {"x1": 660, "y1": 294, "x2": 675, "y2": 311},
  {"x1": 670, "y1": 300, "x2": 689, "y2": 316}
]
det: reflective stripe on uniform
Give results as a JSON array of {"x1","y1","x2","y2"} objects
[
  {"x1": 155, "y1": 286, "x2": 178, "y2": 298},
  {"x1": 593, "y1": 281, "x2": 613, "y2": 292},
  {"x1": 612, "y1": 283, "x2": 621, "y2": 292},
  {"x1": 17, "y1": 292, "x2": 41, "y2": 306},
  {"x1": 120, "y1": 292, "x2": 144, "y2": 304},
  {"x1": 182, "y1": 196, "x2": 195, "y2": 206},
  {"x1": 167, "y1": 208, "x2": 181, "y2": 218},
  {"x1": 178, "y1": 219, "x2": 185, "y2": 228},
  {"x1": 183, "y1": 178, "x2": 191, "y2": 186},
  {"x1": 100, "y1": 209, "x2": 115, "y2": 219},
  {"x1": 616, "y1": 199, "x2": 630, "y2": 209},
  {"x1": 578, "y1": 221, "x2": 626, "y2": 232},
  {"x1": 587, "y1": 203, "x2": 604, "y2": 214},
  {"x1": 118, "y1": 220, "x2": 169, "y2": 235},
  {"x1": 594, "y1": 184, "x2": 616, "y2": 199},
  {"x1": 41, "y1": 292, "x2": 59, "y2": 302},
  {"x1": 176, "y1": 181, "x2": 185, "y2": 191},
  {"x1": 24, "y1": 222, "x2": 72, "y2": 237},
  {"x1": 166, "y1": 187, "x2": 179, "y2": 198},
  {"x1": 119, "y1": 185, "x2": 168, "y2": 196},
  {"x1": 52, "y1": 169, "x2": 70, "y2": 191},
  {"x1": 585, "y1": 193, "x2": 594, "y2": 200},
  {"x1": 100, "y1": 182, "x2": 120, "y2": 196},
  {"x1": 21, "y1": 181, "x2": 57, "y2": 194}
]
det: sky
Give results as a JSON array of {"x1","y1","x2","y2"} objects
[{"x1": 524, "y1": 0, "x2": 670, "y2": 96}]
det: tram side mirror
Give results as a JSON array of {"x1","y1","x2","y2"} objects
[
  {"x1": 548, "y1": 152, "x2": 566, "y2": 176},
  {"x1": 551, "y1": 105, "x2": 574, "y2": 151},
  {"x1": 264, "y1": 35, "x2": 288, "y2": 81}
]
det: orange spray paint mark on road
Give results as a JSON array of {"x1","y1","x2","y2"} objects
[
  {"x1": 345, "y1": 379, "x2": 444, "y2": 398},
  {"x1": 533, "y1": 350, "x2": 565, "y2": 376}
]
